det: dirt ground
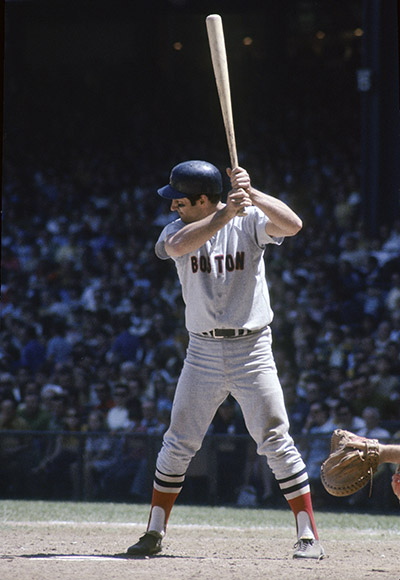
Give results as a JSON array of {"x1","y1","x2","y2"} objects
[{"x1": 1, "y1": 521, "x2": 399, "y2": 580}]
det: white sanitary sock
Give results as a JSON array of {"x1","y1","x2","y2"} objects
[
  {"x1": 148, "y1": 506, "x2": 166, "y2": 535},
  {"x1": 296, "y1": 510, "x2": 315, "y2": 539}
]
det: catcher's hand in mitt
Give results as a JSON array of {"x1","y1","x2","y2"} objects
[
  {"x1": 392, "y1": 466, "x2": 400, "y2": 501},
  {"x1": 320, "y1": 429, "x2": 380, "y2": 497}
]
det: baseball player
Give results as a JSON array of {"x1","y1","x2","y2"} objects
[{"x1": 127, "y1": 160, "x2": 324, "y2": 559}]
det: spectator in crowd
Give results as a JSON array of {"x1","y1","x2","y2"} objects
[
  {"x1": 362, "y1": 285, "x2": 385, "y2": 320},
  {"x1": 106, "y1": 383, "x2": 136, "y2": 432},
  {"x1": 331, "y1": 400, "x2": 365, "y2": 432},
  {"x1": 282, "y1": 374, "x2": 310, "y2": 437},
  {"x1": 46, "y1": 392, "x2": 69, "y2": 431},
  {"x1": 19, "y1": 325, "x2": 46, "y2": 376},
  {"x1": 139, "y1": 399, "x2": 168, "y2": 436},
  {"x1": 22, "y1": 380, "x2": 42, "y2": 398},
  {"x1": 351, "y1": 373, "x2": 392, "y2": 420},
  {"x1": 209, "y1": 396, "x2": 249, "y2": 505},
  {"x1": 385, "y1": 273, "x2": 400, "y2": 313},
  {"x1": 0, "y1": 398, "x2": 32, "y2": 496},
  {"x1": 79, "y1": 409, "x2": 118, "y2": 500},
  {"x1": 316, "y1": 325, "x2": 348, "y2": 370},
  {"x1": 301, "y1": 401, "x2": 336, "y2": 438},
  {"x1": 356, "y1": 407, "x2": 391, "y2": 439},
  {"x1": 374, "y1": 320, "x2": 394, "y2": 354},
  {"x1": 16, "y1": 390, "x2": 52, "y2": 475},
  {"x1": 129, "y1": 304, "x2": 155, "y2": 338},
  {"x1": 99, "y1": 428, "x2": 149, "y2": 502},
  {"x1": 91, "y1": 381, "x2": 116, "y2": 414},
  {"x1": 146, "y1": 374, "x2": 175, "y2": 417},
  {"x1": 339, "y1": 234, "x2": 369, "y2": 270},
  {"x1": 119, "y1": 361, "x2": 139, "y2": 385},
  {"x1": 17, "y1": 392, "x2": 51, "y2": 431},
  {"x1": 31, "y1": 406, "x2": 83, "y2": 499},
  {"x1": 0, "y1": 373, "x2": 19, "y2": 402},
  {"x1": 294, "y1": 374, "x2": 327, "y2": 430},
  {"x1": 299, "y1": 401, "x2": 336, "y2": 505},
  {"x1": 70, "y1": 367, "x2": 92, "y2": 413},
  {"x1": 159, "y1": 277, "x2": 181, "y2": 310},
  {"x1": 336, "y1": 380, "x2": 358, "y2": 406},
  {"x1": 45, "y1": 317, "x2": 72, "y2": 366},
  {"x1": 369, "y1": 354, "x2": 400, "y2": 398},
  {"x1": 385, "y1": 340, "x2": 400, "y2": 377},
  {"x1": 108, "y1": 316, "x2": 141, "y2": 364}
]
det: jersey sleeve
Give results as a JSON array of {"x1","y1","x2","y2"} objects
[
  {"x1": 248, "y1": 207, "x2": 284, "y2": 247},
  {"x1": 154, "y1": 219, "x2": 184, "y2": 260}
]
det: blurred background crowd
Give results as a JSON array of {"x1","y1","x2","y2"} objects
[{"x1": 1, "y1": 0, "x2": 399, "y2": 510}]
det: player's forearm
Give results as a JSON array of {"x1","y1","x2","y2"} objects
[
  {"x1": 249, "y1": 188, "x2": 303, "y2": 237},
  {"x1": 165, "y1": 207, "x2": 233, "y2": 257},
  {"x1": 378, "y1": 443, "x2": 400, "y2": 465}
]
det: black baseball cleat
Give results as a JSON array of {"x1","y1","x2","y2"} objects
[{"x1": 127, "y1": 531, "x2": 163, "y2": 557}]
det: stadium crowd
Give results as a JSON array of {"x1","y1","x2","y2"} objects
[{"x1": 1, "y1": 46, "x2": 400, "y2": 507}]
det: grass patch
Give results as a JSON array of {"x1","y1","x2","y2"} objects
[{"x1": 1, "y1": 500, "x2": 399, "y2": 534}]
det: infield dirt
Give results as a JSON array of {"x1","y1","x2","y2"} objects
[{"x1": 1, "y1": 521, "x2": 399, "y2": 580}]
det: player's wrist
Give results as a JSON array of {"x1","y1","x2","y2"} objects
[
  {"x1": 248, "y1": 187, "x2": 269, "y2": 203},
  {"x1": 217, "y1": 204, "x2": 237, "y2": 221}
]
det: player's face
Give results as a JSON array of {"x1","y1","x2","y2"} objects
[{"x1": 170, "y1": 197, "x2": 202, "y2": 223}]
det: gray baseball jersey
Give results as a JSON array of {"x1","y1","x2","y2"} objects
[{"x1": 155, "y1": 206, "x2": 283, "y2": 333}]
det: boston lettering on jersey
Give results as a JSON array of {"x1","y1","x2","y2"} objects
[{"x1": 191, "y1": 251, "x2": 245, "y2": 274}]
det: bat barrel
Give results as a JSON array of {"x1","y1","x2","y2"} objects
[{"x1": 206, "y1": 14, "x2": 238, "y2": 169}]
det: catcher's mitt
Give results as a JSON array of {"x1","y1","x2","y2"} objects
[{"x1": 320, "y1": 429, "x2": 380, "y2": 497}]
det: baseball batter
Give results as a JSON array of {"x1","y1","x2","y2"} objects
[{"x1": 127, "y1": 160, "x2": 324, "y2": 559}]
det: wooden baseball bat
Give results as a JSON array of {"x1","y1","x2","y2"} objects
[{"x1": 206, "y1": 14, "x2": 238, "y2": 170}]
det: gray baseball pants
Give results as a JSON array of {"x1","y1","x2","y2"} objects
[{"x1": 156, "y1": 326, "x2": 306, "y2": 480}]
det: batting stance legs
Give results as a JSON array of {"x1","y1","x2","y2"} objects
[{"x1": 128, "y1": 328, "x2": 321, "y2": 555}]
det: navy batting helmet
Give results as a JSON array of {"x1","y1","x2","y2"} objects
[{"x1": 157, "y1": 160, "x2": 223, "y2": 199}]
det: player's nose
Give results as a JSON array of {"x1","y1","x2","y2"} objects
[{"x1": 170, "y1": 200, "x2": 178, "y2": 211}]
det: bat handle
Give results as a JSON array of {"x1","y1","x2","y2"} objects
[{"x1": 230, "y1": 151, "x2": 238, "y2": 171}]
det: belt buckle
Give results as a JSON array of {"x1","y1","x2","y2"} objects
[
  {"x1": 203, "y1": 328, "x2": 250, "y2": 338},
  {"x1": 211, "y1": 329, "x2": 225, "y2": 338},
  {"x1": 216, "y1": 329, "x2": 239, "y2": 338}
]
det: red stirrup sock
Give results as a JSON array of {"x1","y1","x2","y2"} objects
[
  {"x1": 277, "y1": 468, "x2": 319, "y2": 539},
  {"x1": 147, "y1": 469, "x2": 185, "y2": 534}
]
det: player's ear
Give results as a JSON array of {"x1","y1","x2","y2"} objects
[{"x1": 198, "y1": 194, "x2": 207, "y2": 205}]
